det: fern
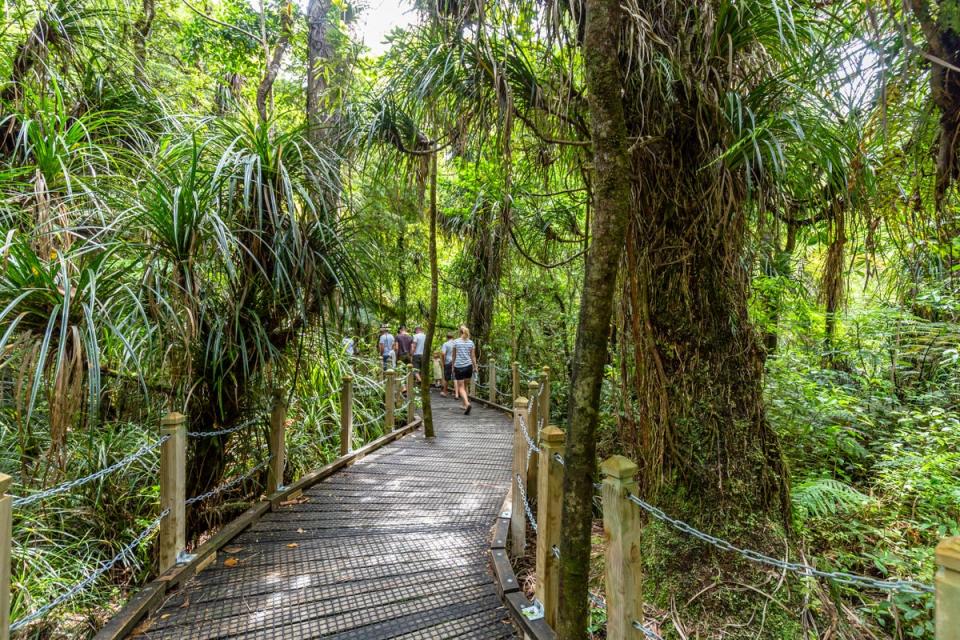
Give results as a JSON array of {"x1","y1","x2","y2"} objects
[{"x1": 791, "y1": 478, "x2": 872, "y2": 522}]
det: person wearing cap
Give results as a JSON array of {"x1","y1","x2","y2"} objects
[
  {"x1": 411, "y1": 326, "x2": 426, "y2": 383},
  {"x1": 378, "y1": 325, "x2": 396, "y2": 371}
]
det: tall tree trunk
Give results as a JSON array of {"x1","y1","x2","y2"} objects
[
  {"x1": 465, "y1": 200, "x2": 506, "y2": 364},
  {"x1": 821, "y1": 203, "x2": 847, "y2": 366},
  {"x1": 398, "y1": 233, "x2": 408, "y2": 326},
  {"x1": 134, "y1": 0, "x2": 155, "y2": 75},
  {"x1": 910, "y1": 0, "x2": 960, "y2": 271},
  {"x1": 420, "y1": 152, "x2": 439, "y2": 438},
  {"x1": 256, "y1": 4, "x2": 292, "y2": 123},
  {"x1": 304, "y1": 0, "x2": 342, "y2": 217},
  {"x1": 306, "y1": 0, "x2": 334, "y2": 132},
  {"x1": 556, "y1": 0, "x2": 633, "y2": 635}
]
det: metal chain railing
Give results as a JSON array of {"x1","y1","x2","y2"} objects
[
  {"x1": 625, "y1": 494, "x2": 934, "y2": 595},
  {"x1": 9, "y1": 509, "x2": 169, "y2": 632},
  {"x1": 12, "y1": 437, "x2": 169, "y2": 508},
  {"x1": 187, "y1": 415, "x2": 262, "y2": 439},
  {"x1": 632, "y1": 620, "x2": 665, "y2": 640},
  {"x1": 588, "y1": 588, "x2": 664, "y2": 639},
  {"x1": 519, "y1": 414, "x2": 541, "y2": 457},
  {"x1": 517, "y1": 473, "x2": 537, "y2": 532},
  {"x1": 185, "y1": 457, "x2": 271, "y2": 506},
  {"x1": 298, "y1": 389, "x2": 339, "y2": 406},
  {"x1": 352, "y1": 411, "x2": 388, "y2": 430}
]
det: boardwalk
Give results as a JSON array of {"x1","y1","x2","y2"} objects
[{"x1": 131, "y1": 393, "x2": 518, "y2": 639}]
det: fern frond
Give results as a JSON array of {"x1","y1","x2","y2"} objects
[{"x1": 792, "y1": 478, "x2": 872, "y2": 521}]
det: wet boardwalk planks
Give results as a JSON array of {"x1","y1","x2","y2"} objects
[{"x1": 132, "y1": 393, "x2": 517, "y2": 639}]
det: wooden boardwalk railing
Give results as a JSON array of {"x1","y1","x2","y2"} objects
[
  {"x1": 8, "y1": 352, "x2": 957, "y2": 639},
  {"x1": 124, "y1": 393, "x2": 517, "y2": 639}
]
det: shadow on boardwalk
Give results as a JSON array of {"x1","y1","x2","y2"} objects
[{"x1": 131, "y1": 392, "x2": 518, "y2": 639}]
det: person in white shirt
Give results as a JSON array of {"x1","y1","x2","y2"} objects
[
  {"x1": 341, "y1": 336, "x2": 355, "y2": 357},
  {"x1": 377, "y1": 325, "x2": 396, "y2": 371},
  {"x1": 440, "y1": 332, "x2": 456, "y2": 397},
  {"x1": 411, "y1": 326, "x2": 426, "y2": 383},
  {"x1": 451, "y1": 325, "x2": 477, "y2": 414}
]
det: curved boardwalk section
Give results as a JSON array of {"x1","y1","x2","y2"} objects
[{"x1": 131, "y1": 394, "x2": 517, "y2": 639}]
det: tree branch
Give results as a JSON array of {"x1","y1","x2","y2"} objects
[
  {"x1": 182, "y1": 0, "x2": 261, "y2": 42},
  {"x1": 509, "y1": 224, "x2": 586, "y2": 268},
  {"x1": 513, "y1": 108, "x2": 591, "y2": 147}
]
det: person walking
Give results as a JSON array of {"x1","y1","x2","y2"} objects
[
  {"x1": 378, "y1": 325, "x2": 396, "y2": 371},
  {"x1": 451, "y1": 325, "x2": 477, "y2": 414},
  {"x1": 440, "y1": 331, "x2": 456, "y2": 397},
  {"x1": 341, "y1": 335, "x2": 355, "y2": 357},
  {"x1": 411, "y1": 326, "x2": 426, "y2": 384},
  {"x1": 396, "y1": 326, "x2": 413, "y2": 367}
]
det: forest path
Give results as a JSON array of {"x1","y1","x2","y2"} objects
[{"x1": 130, "y1": 392, "x2": 517, "y2": 639}]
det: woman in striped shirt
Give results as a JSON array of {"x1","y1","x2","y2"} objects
[{"x1": 451, "y1": 325, "x2": 477, "y2": 415}]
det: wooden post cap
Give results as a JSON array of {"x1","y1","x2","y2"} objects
[
  {"x1": 342, "y1": 374, "x2": 353, "y2": 382},
  {"x1": 542, "y1": 365, "x2": 550, "y2": 374},
  {"x1": 937, "y1": 537, "x2": 960, "y2": 573},
  {"x1": 600, "y1": 455, "x2": 639, "y2": 480},
  {"x1": 386, "y1": 369, "x2": 396, "y2": 376},
  {"x1": 513, "y1": 361, "x2": 520, "y2": 366},
  {"x1": 160, "y1": 412, "x2": 186, "y2": 427},
  {"x1": 527, "y1": 380, "x2": 538, "y2": 389},
  {"x1": 541, "y1": 426, "x2": 565, "y2": 444},
  {"x1": 513, "y1": 396, "x2": 529, "y2": 408},
  {"x1": 0, "y1": 473, "x2": 10, "y2": 493}
]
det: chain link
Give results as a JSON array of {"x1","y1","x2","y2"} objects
[
  {"x1": 516, "y1": 473, "x2": 537, "y2": 533},
  {"x1": 10, "y1": 509, "x2": 168, "y2": 631},
  {"x1": 185, "y1": 458, "x2": 270, "y2": 506},
  {"x1": 626, "y1": 494, "x2": 934, "y2": 594},
  {"x1": 352, "y1": 411, "x2": 387, "y2": 430},
  {"x1": 12, "y1": 437, "x2": 168, "y2": 508},
  {"x1": 187, "y1": 415, "x2": 262, "y2": 439},
  {"x1": 298, "y1": 389, "x2": 340, "y2": 406},
  {"x1": 518, "y1": 413, "x2": 541, "y2": 455},
  {"x1": 553, "y1": 453, "x2": 565, "y2": 466},
  {"x1": 633, "y1": 620, "x2": 665, "y2": 640}
]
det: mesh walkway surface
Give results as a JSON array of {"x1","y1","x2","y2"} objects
[{"x1": 131, "y1": 393, "x2": 517, "y2": 639}]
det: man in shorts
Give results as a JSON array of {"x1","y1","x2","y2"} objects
[
  {"x1": 411, "y1": 326, "x2": 426, "y2": 384},
  {"x1": 440, "y1": 332, "x2": 456, "y2": 397}
]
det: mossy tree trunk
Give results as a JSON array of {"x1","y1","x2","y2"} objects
[
  {"x1": 420, "y1": 151, "x2": 439, "y2": 438},
  {"x1": 556, "y1": 0, "x2": 633, "y2": 635}
]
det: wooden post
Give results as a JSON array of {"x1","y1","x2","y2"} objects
[
  {"x1": 0, "y1": 474, "x2": 11, "y2": 640},
  {"x1": 159, "y1": 412, "x2": 186, "y2": 573},
  {"x1": 539, "y1": 365, "x2": 551, "y2": 430},
  {"x1": 601, "y1": 455, "x2": 644, "y2": 639},
  {"x1": 340, "y1": 375, "x2": 353, "y2": 456},
  {"x1": 407, "y1": 367, "x2": 417, "y2": 426},
  {"x1": 937, "y1": 537, "x2": 960, "y2": 640},
  {"x1": 385, "y1": 369, "x2": 396, "y2": 430},
  {"x1": 470, "y1": 371, "x2": 476, "y2": 397},
  {"x1": 510, "y1": 396, "x2": 529, "y2": 554},
  {"x1": 536, "y1": 425, "x2": 565, "y2": 627},
  {"x1": 526, "y1": 380, "x2": 540, "y2": 500},
  {"x1": 267, "y1": 395, "x2": 287, "y2": 493},
  {"x1": 489, "y1": 357, "x2": 497, "y2": 403},
  {"x1": 511, "y1": 361, "x2": 520, "y2": 403}
]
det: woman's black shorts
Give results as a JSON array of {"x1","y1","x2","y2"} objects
[{"x1": 454, "y1": 365, "x2": 473, "y2": 381}]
